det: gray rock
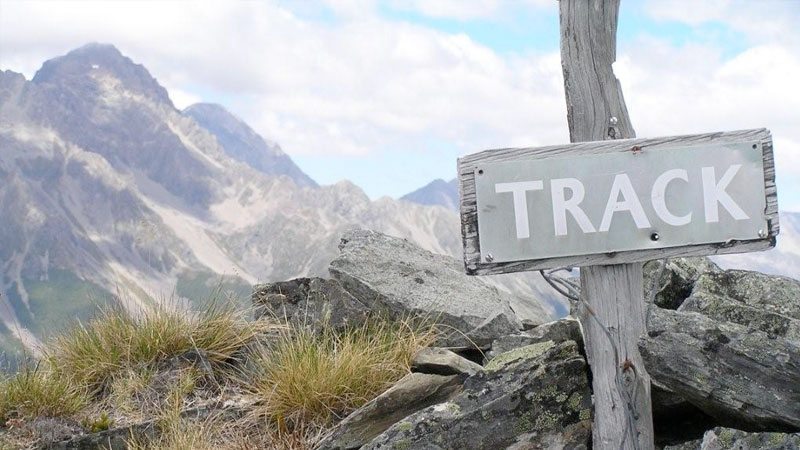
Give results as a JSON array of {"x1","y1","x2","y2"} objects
[
  {"x1": 252, "y1": 277, "x2": 370, "y2": 332},
  {"x1": 652, "y1": 382, "x2": 719, "y2": 447},
  {"x1": 315, "y1": 373, "x2": 463, "y2": 450},
  {"x1": 679, "y1": 270, "x2": 800, "y2": 341},
  {"x1": 665, "y1": 427, "x2": 800, "y2": 450},
  {"x1": 329, "y1": 229, "x2": 524, "y2": 347},
  {"x1": 363, "y1": 340, "x2": 592, "y2": 449},
  {"x1": 411, "y1": 348, "x2": 483, "y2": 377},
  {"x1": 640, "y1": 308, "x2": 800, "y2": 430},
  {"x1": 486, "y1": 318, "x2": 581, "y2": 362},
  {"x1": 644, "y1": 257, "x2": 720, "y2": 310}
]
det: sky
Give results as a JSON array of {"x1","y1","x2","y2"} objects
[{"x1": 1, "y1": 0, "x2": 799, "y2": 210}]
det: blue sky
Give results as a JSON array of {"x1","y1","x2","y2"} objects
[{"x1": 1, "y1": 0, "x2": 799, "y2": 209}]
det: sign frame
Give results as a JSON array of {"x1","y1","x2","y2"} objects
[{"x1": 458, "y1": 128, "x2": 779, "y2": 275}]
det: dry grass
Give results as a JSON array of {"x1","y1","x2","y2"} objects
[
  {"x1": 46, "y1": 301, "x2": 260, "y2": 394},
  {"x1": 1, "y1": 299, "x2": 439, "y2": 450},
  {"x1": 250, "y1": 318, "x2": 435, "y2": 427},
  {"x1": 0, "y1": 363, "x2": 87, "y2": 424}
]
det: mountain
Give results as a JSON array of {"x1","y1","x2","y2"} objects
[
  {"x1": 0, "y1": 44, "x2": 558, "y2": 358},
  {"x1": 715, "y1": 211, "x2": 800, "y2": 279},
  {"x1": 183, "y1": 103, "x2": 317, "y2": 188},
  {"x1": 401, "y1": 178, "x2": 458, "y2": 211}
]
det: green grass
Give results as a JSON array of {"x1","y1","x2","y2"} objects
[
  {"x1": 2, "y1": 271, "x2": 115, "y2": 340},
  {"x1": 0, "y1": 363, "x2": 87, "y2": 424},
  {"x1": 251, "y1": 318, "x2": 436, "y2": 427}
]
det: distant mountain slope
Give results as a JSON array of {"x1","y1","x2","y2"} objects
[
  {"x1": 183, "y1": 103, "x2": 317, "y2": 188},
  {"x1": 0, "y1": 44, "x2": 558, "y2": 356},
  {"x1": 715, "y1": 211, "x2": 800, "y2": 279},
  {"x1": 401, "y1": 178, "x2": 458, "y2": 211}
]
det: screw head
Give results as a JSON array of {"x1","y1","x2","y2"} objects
[
  {"x1": 758, "y1": 229, "x2": 767, "y2": 238},
  {"x1": 609, "y1": 116, "x2": 619, "y2": 126},
  {"x1": 485, "y1": 253, "x2": 494, "y2": 262}
]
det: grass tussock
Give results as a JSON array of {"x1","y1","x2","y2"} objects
[
  {"x1": 47, "y1": 301, "x2": 260, "y2": 393},
  {"x1": 1, "y1": 295, "x2": 440, "y2": 450},
  {"x1": 0, "y1": 364, "x2": 87, "y2": 424},
  {"x1": 251, "y1": 318, "x2": 436, "y2": 426}
]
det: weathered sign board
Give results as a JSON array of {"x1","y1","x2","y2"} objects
[{"x1": 458, "y1": 128, "x2": 779, "y2": 275}]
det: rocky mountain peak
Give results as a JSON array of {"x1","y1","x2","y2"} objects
[
  {"x1": 31, "y1": 43, "x2": 172, "y2": 106},
  {"x1": 184, "y1": 102, "x2": 317, "y2": 187},
  {"x1": 401, "y1": 177, "x2": 458, "y2": 211}
]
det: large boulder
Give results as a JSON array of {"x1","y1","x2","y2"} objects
[
  {"x1": 363, "y1": 340, "x2": 592, "y2": 449},
  {"x1": 486, "y1": 318, "x2": 582, "y2": 362},
  {"x1": 644, "y1": 257, "x2": 720, "y2": 310},
  {"x1": 640, "y1": 308, "x2": 800, "y2": 431},
  {"x1": 329, "y1": 229, "x2": 526, "y2": 347},
  {"x1": 251, "y1": 277, "x2": 370, "y2": 332},
  {"x1": 316, "y1": 373, "x2": 463, "y2": 450},
  {"x1": 679, "y1": 270, "x2": 800, "y2": 342},
  {"x1": 665, "y1": 427, "x2": 800, "y2": 450}
]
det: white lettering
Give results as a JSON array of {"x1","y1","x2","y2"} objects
[
  {"x1": 702, "y1": 165, "x2": 748, "y2": 223},
  {"x1": 651, "y1": 169, "x2": 692, "y2": 226},
  {"x1": 551, "y1": 178, "x2": 596, "y2": 236},
  {"x1": 599, "y1": 174, "x2": 651, "y2": 232},
  {"x1": 495, "y1": 181, "x2": 544, "y2": 239}
]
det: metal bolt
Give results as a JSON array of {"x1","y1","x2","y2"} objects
[
  {"x1": 485, "y1": 253, "x2": 494, "y2": 262},
  {"x1": 650, "y1": 232, "x2": 660, "y2": 241},
  {"x1": 609, "y1": 116, "x2": 619, "y2": 126},
  {"x1": 758, "y1": 229, "x2": 767, "y2": 238}
]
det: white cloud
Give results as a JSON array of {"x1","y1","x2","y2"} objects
[{"x1": 1, "y1": 0, "x2": 798, "y2": 207}]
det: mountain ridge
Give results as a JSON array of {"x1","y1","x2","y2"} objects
[{"x1": 0, "y1": 44, "x2": 556, "y2": 356}]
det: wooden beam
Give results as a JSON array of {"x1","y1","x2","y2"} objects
[{"x1": 561, "y1": 1, "x2": 653, "y2": 448}]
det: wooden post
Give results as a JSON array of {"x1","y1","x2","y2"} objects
[{"x1": 560, "y1": 1, "x2": 655, "y2": 449}]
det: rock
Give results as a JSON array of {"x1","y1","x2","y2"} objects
[
  {"x1": 639, "y1": 308, "x2": 800, "y2": 430},
  {"x1": 652, "y1": 382, "x2": 719, "y2": 447},
  {"x1": 45, "y1": 396, "x2": 257, "y2": 449},
  {"x1": 411, "y1": 348, "x2": 483, "y2": 377},
  {"x1": 486, "y1": 318, "x2": 581, "y2": 362},
  {"x1": 252, "y1": 277, "x2": 370, "y2": 332},
  {"x1": 679, "y1": 270, "x2": 800, "y2": 341},
  {"x1": 316, "y1": 373, "x2": 463, "y2": 450},
  {"x1": 644, "y1": 257, "x2": 720, "y2": 310},
  {"x1": 363, "y1": 340, "x2": 592, "y2": 449},
  {"x1": 329, "y1": 229, "x2": 525, "y2": 347},
  {"x1": 665, "y1": 427, "x2": 800, "y2": 450}
]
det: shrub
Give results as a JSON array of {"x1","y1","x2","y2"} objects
[{"x1": 251, "y1": 318, "x2": 435, "y2": 427}]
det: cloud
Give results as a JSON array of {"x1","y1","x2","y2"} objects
[{"x1": 1, "y1": 0, "x2": 798, "y2": 206}]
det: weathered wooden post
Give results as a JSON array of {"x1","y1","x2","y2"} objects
[
  {"x1": 457, "y1": 1, "x2": 779, "y2": 449},
  {"x1": 561, "y1": 1, "x2": 652, "y2": 448}
]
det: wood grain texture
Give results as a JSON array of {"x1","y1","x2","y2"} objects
[
  {"x1": 458, "y1": 128, "x2": 778, "y2": 275},
  {"x1": 581, "y1": 264, "x2": 653, "y2": 449},
  {"x1": 562, "y1": 1, "x2": 653, "y2": 448}
]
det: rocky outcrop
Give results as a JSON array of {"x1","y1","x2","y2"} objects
[
  {"x1": 644, "y1": 257, "x2": 720, "y2": 310},
  {"x1": 252, "y1": 277, "x2": 370, "y2": 332},
  {"x1": 363, "y1": 340, "x2": 592, "y2": 449},
  {"x1": 666, "y1": 427, "x2": 800, "y2": 450},
  {"x1": 315, "y1": 373, "x2": 463, "y2": 450},
  {"x1": 329, "y1": 229, "x2": 525, "y2": 347},
  {"x1": 486, "y1": 318, "x2": 581, "y2": 362},
  {"x1": 679, "y1": 270, "x2": 800, "y2": 341},
  {"x1": 639, "y1": 308, "x2": 800, "y2": 431}
]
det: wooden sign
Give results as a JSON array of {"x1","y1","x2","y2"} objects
[{"x1": 458, "y1": 129, "x2": 778, "y2": 275}]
